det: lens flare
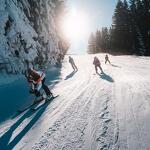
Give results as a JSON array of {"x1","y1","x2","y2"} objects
[{"x1": 62, "y1": 8, "x2": 90, "y2": 40}]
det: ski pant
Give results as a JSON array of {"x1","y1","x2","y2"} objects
[
  {"x1": 105, "y1": 59, "x2": 110, "y2": 64},
  {"x1": 34, "y1": 78, "x2": 52, "y2": 97},
  {"x1": 71, "y1": 63, "x2": 78, "y2": 71},
  {"x1": 95, "y1": 65, "x2": 103, "y2": 73}
]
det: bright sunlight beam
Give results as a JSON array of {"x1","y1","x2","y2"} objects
[{"x1": 62, "y1": 8, "x2": 90, "y2": 41}]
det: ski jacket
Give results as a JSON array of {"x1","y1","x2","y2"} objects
[
  {"x1": 36, "y1": 71, "x2": 45, "y2": 83},
  {"x1": 29, "y1": 70, "x2": 45, "y2": 84},
  {"x1": 69, "y1": 57, "x2": 74, "y2": 64},
  {"x1": 93, "y1": 57, "x2": 100, "y2": 66},
  {"x1": 105, "y1": 55, "x2": 109, "y2": 60}
]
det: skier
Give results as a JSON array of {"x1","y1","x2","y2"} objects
[
  {"x1": 69, "y1": 56, "x2": 78, "y2": 71},
  {"x1": 93, "y1": 56, "x2": 103, "y2": 74},
  {"x1": 25, "y1": 68, "x2": 53, "y2": 102},
  {"x1": 105, "y1": 54, "x2": 111, "y2": 64}
]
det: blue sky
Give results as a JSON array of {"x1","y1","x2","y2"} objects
[{"x1": 65, "y1": 0, "x2": 118, "y2": 54}]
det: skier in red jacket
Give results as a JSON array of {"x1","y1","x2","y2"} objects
[
  {"x1": 25, "y1": 68, "x2": 53, "y2": 101},
  {"x1": 93, "y1": 56, "x2": 103, "y2": 74}
]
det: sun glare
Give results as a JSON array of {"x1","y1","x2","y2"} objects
[{"x1": 62, "y1": 9, "x2": 90, "y2": 40}]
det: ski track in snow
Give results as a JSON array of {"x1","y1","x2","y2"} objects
[{"x1": 0, "y1": 54, "x2": 150, "y2": 150}]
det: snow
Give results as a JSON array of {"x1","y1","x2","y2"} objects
[
  {"x1": 0, "y1": 54, "x2": 150, "y2": 150},
  {"x1": 0, "y1": 0, "x2": 66, "y2": 74}
]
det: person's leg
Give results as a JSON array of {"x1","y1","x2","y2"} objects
[
  {"x1": 34, "y1": 90, "x2": 41, "y2": 97},
  {"x1": 75, "y1": 64, "x2": 78, "y2": 70},
  {"x1": 42, "y1": 78, "x2": 53, "y2": 96},
  {"x1": 95, "y1": 65, "x2": 98, "y2": 73},
  {"x1": 72, "y1": 63, "x2": 76, "y2": 71},
  {"x1": 73, "y1": 63, "x2": 78, "y2": 71},
  {"x1": 100, "y1": 66, "x2": 103, "y2": 73},
  {"x1": 28, "y1": 82, "x2": 34, "y2": 93},
  {"x1": 98, "y1": 65, "x2": 103, "y2": 73},
  {"x1": 35, "y1": 83, "x2": 42, "y2": 97},
  {"x1": 71, "y1": 63, "x2": 74, "y2": 70}
]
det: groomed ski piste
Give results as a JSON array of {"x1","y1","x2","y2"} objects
[{"x1": 0, "y1": 54, "x2": 150, "y2": 150}]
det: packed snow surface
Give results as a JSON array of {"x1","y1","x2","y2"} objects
[{"x1": 0, "y1": 54, "x2": 150, "y2": 150}]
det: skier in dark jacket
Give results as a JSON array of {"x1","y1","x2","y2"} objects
[
  {"x1": 69, "y1": 56, "x2": 78, "y2": 71},
  {"x1": 25, "y1": 68, "x2": 53, "y2": 101},
  {"x1": 105, "y1": 54, "x2": 111, "y2": 64},
  {"x1": 93, "y1": 56, "x2": 103, "y2": 74}
]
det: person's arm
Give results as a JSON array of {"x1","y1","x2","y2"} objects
[
  {"x1": 98, "y1": 59, "x2": 101, "y2": 65},
  {"x1": 29, "y1": 77, "x2": 36, "y2": 84},
  {"x1": 93, "y1": 60, "x2": 95, "y2": 65}
]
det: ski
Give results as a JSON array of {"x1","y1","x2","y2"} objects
[
  {"x1": 17, "y1": 95, "x2": 59, "y2": 113},
  {"x1": 31, "y1": 95, "x2": 59, "y2": 110}
]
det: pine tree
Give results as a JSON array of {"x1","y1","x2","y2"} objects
[
  {"x1": 122, "y1": 0, "x2": 133, "y2": 52},
  {"x1": 112, "y1": 0, "x2": 124, "y2": 52},
  {"x1": 142, "y1": 0, "x2": 150, "y2": 55},
  {"x1": 87, "y1": 33, "x2": 96, "y2": 54},
  {"x1": 112, "y1": 0, "x2": 131, "y2": 53},
  {"x1": 88, "y1": 0, "x2": 150, "y2": 55},
  {"x1": 95, "y1": 30, "x2": 102, "y2": 52},
  {"x1": 54, "y1": 0, "x2": 70, "y2": 55},
  {"x1": 101, "y1": 27, "x2": 109, "y2": 52},
  {"x1": 109, "y1": 27, "x2": 114, "y2": 52},
  {"x1": 129, "y1": 0, "x2": 146, "y2": 55}
]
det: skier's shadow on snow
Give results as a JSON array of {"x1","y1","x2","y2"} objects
[
  {"x1": 0, "y1": 101, "x2": 51, "y2": 150},
  {"x1": 65, "y1": 70, "x2": 77, "y2": 80},
  {"x1": 97, "y1": 72, "x2": 114, "y2": 82}
]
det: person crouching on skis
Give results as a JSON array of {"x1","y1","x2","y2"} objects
[
  {"x1": 93, "y1": 56, "x2": 103, "y2": 74},
  {"x1": 26, "y1": 68, "x2": 53, "y2": 101}
]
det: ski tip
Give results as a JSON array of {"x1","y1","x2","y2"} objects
[
  {"x1": 53, "y1": 95, "x2": 59, "y2": 98},
  {"x1": 46, "y1": 95, "x2": 59, "y2": 101}
]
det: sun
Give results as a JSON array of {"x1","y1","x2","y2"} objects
[{"x1": 62, "y1": 9, "x2": 90, "y2": 40}]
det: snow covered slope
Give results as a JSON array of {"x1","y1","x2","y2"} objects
[
  {"x1": 0, "y1": 0, "x2": 68, "y2": 74},
  {"x1": 0, "y1": 54, "x2": 150, "y2": 150}
]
